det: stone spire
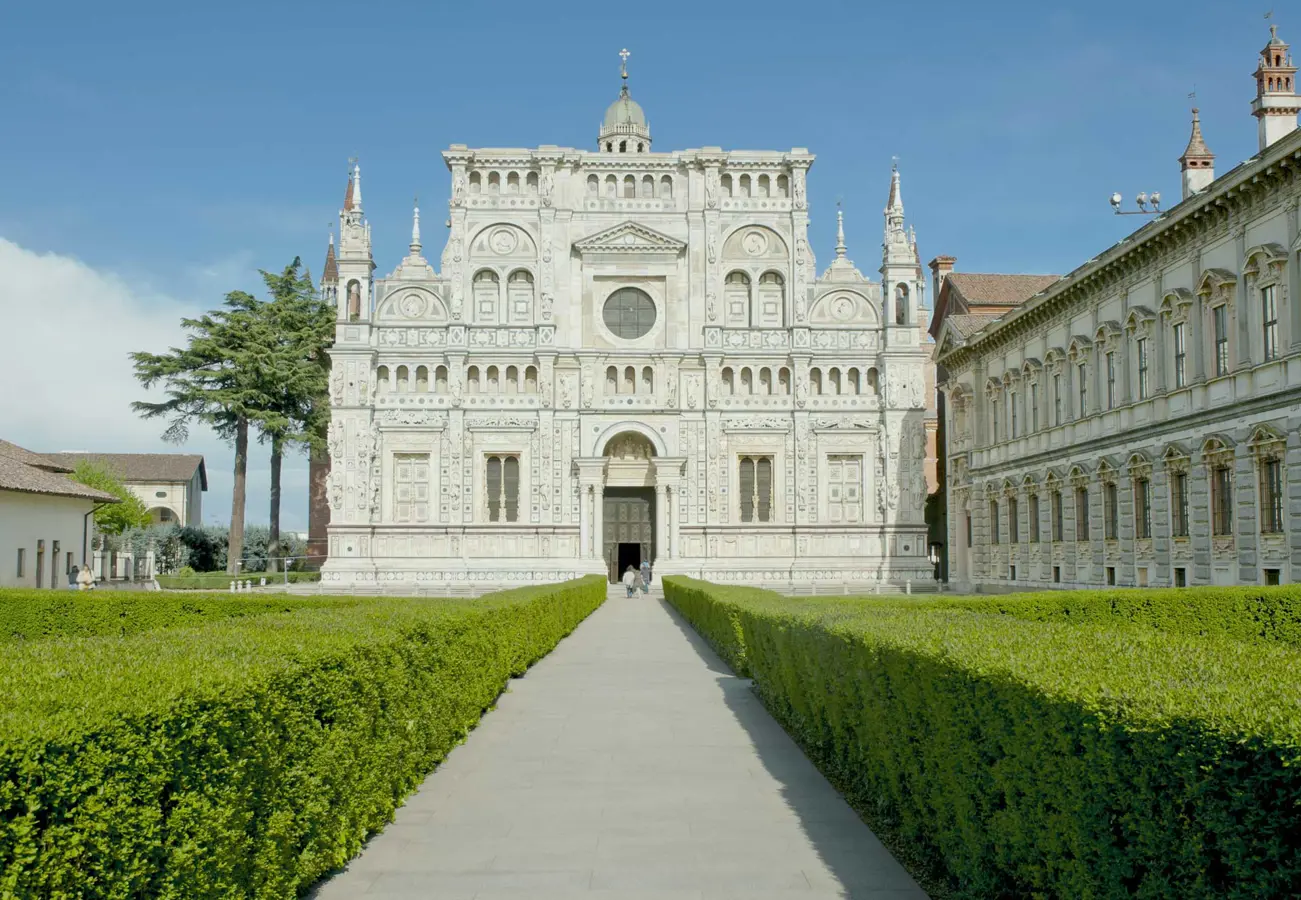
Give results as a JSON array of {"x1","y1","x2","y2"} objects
[
  {"x1": 1179, "y1": 107, "x2": 1216, "y2": 200},
  {"x1": 1252, "y1": 24, "x2": 1301, "y2": 151},
  {"x1": 835, "y1": 203, "x2": 847, "y2": 261},
  {"x1": 322, "y1": 229, "x2": 338, "y2": 283},
  {"x1": 349, "y1": 162, "x2": 363, "y2": 212},
  {"x1": 885, "y1": 161, "x2": 904, "y2": 224},
  {"x1": 409, "y1": 197, "x2": 422, "y2": 255}
]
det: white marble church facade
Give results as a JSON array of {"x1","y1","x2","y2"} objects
[{"x1": 319, "y1": 63, "x2": 931, "y2": 588}]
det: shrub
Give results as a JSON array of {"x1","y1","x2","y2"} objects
[
  {"x1": 0, "y1": 575, "x2": 604, "y2": 897},
  {"x1": 156, "y1": 570, "x2": 322, "y2": 591},
  {"x1": 0, "y1": 588, "x2": 355, "y2": 643},
  {"x1": 665, "y1": 576, "x2": 1301, "y2": 899}
]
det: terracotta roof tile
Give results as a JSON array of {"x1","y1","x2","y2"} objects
[
  {"x1": 43, "y1": 453, "x2": 207, "y2": 489},
  {"x1": 947, "y1": 273, "x2": 1062, "y2": 308},
  {"x1": 0, "y1": 439, "x2": 71, "y2": 473},
  {"x1": 948, "y1": 313, "x2": 1003, "y2": 338},
  {"x1": 0, "y1": 440, "x2": 118, "y2": 502}
]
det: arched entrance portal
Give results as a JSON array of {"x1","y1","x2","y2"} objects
[{"x1": 602, "y1": 432, "x2": 656, "y2": 582}]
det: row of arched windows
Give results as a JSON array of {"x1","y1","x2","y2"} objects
[
  {"x1": 468, "y1": 170, "x2": 539, "y2": 195},
  {"x1": 375, "y1": 365, "x2": 541, "y2": 395},
  {"x1": 721, "y1": 366, "x2": 792, "y2": 396},
  {"x1": 724, "y1": 271, "x2": 785, "y2": 328},
  {"x1": 378, "y1": 365, "x2": 449, "y2": 395},
  {"x1": 605, "y1": 366, "x2": 654, "y2": 395},
  {"x1": 809, "y1": 366, "x2": 880, "y2": 397},
  {"x1": 587, "y1": 173, "x2": 674, "y2": 200},
  {"x1": 720, "y1": 173, "x2": 789, "y2": 199}
]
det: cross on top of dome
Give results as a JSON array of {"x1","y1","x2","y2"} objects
[{"x1": 599, "y1": 48, "x2": 651, "y2": 153}]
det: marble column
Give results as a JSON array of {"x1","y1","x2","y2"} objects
[
  {"x1": 592, "y1": 484, "x2": 604, "y2": 563},
  {"x1": 670, "y1": 486, "x2": 680, "y2": 560},
  {"x1": 655, "y1": 484, "x2": 669, "y2": 563},
  {"x1": 579, "y1": 485, "x2": 590, "y2": 561}
]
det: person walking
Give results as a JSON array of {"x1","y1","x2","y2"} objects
[
  {"x1": 632, "y1": 566, "x2": 644, "y2": 596},
  {"x1": 622, "y1": 565, "x2": 636, "y2": 598},
  {"x1": 640, "y1": 559, "x2": 651, "y2": 594}
]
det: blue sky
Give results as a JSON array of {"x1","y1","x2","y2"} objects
[{"x1": 0, "y1": 0, "x2": 1282, "y2": 532}]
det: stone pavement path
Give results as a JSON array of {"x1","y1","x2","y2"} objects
[{"x1": 309, "y1": 583, "x2": 927, "y2": 900}]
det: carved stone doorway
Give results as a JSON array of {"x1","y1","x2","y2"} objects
[{"x1": 604, "y1": 487, "x2": 655, "y2": 582}]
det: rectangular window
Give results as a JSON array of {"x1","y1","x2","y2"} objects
[
  {"x1": 1171, "y1": 471, "x2": 1190, "y2": 538},
  {"x1": 1211, "y1": 465, "x2": 1233, "y2": 536},
  {"x1": 1077, "y1": 363, "x2": 1087, "y2": 418},
  {"x1": 485, "y1": 454, "x2": 521, "y2": 523},
  {"x1": 1136, "y1": 339, "x2": 1149, "y2": 399},
  {"x1": 1010, "y1": 391, "x2": 1018, "y2": 439},
  {"x1": 1105, "y1": 352, "x2": 1117, "y2": 409},
  {"x1": 1009, "y1": 497, "x2": 1020, "y2": 543},
  {"x1": 990, "y1": 500, "x2": 1000, "y2": 544},
  {"x1": 1261, "y1": 458, "x2": 1284, "y2": 534},
  {"x1": 1051, "y1": 490, "x2": 1063, "y2": 542},
  {"x1": 1174, "y1": 567, "x2": 1187, "y2": 587},
  {"x1": 1173, "y1": 323, "x2": 1187, "y2": 388},
  {"x1": 991, "y1": 398, "x2": 1000, "y2": 444},
  {"x1": 1028, "y1": 494, "x2": 1040, "y2": 543},
  {"x1": 1009, "y1": 565, "x2": 1017, "y2": 581},
  {"x1": 1104, "y1": 483, "x2": 1118, "y2": 540},
  {"x1": 1135, "y1": 478, "x2": 1152, "y2": 539},
  {"x1": 965, "y1": 513, "x2": 973, "y2": 548},
  {"x1": 1030, "y1": 383, "x2": 1039, "y2": 432},
  {"x1": 1106, "y1": 566, "x2": 1116, "y2": 586},
  {"x1": 1053, "y1": 374, "x2": 1063, "y2": 426},
  {"x1": 739, "y1": 455, "x2": 774, "y2": 523},
  {"x1": 826, "y1": 455, "x2": 862, "y2": 524},
  {"x1": 394, "y1": 453, "x2": 431, "y2": 524},
  {"x1": 1265, "y1": 568, "x2": 1281, "y2": 586},
  {"x1": 1053, "y1": 565, "x2": 1061, "y2": 583},
  {"x1": 1076, "y1": 487, "x2": 1090, "y2": 541},
  {"x1": 1213, "y1": 305, "x2": 1229, "y2": 377},
  {"x1": 16, "y1": 548, "x2": 24, "y2": 578},
  {"x1": 35, "y1": 542, "x2": 44, "y2": 589},
  {"x1": 1262, "y1": 286, "x2": 1279, "y2": 362}
]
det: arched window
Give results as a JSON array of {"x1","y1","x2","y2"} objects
[
  {"x1": 486, "y1": 366, "x2": 499, "y2": 392},
  {"x1": 507, "y1": 270, "x2": 534, "y2": 324},
  {"x1": 725, "y1": 271, "x2": 751, "y2": 326},
  {"x1": 759, "y1": 367, "x2": 773, "y2": 395},
  {"x1": 659, "y1": 175, "x2": 673, "y2": 198},
  {"x1": 739, "y1": 174, "x2": 752, "y2": 197},
  {"x1": 828, "y1": 367, "x2": 842, "y2": 395},
  {"x1": 606, "y1": 142, "x2": 613, "y2": 152},
  {"x1": 637, "y1": 142, "x2": 644, "y2": 152},
  {"x1": 435, "y1": 365, "x2": 448, "y2": 394},
  {"x1": 619, "y1": 140, "x2": 627, "y2": 153},
  {"x1": 526, "y1": 172, "x2": 538, "y2": 193},
  {"x1": 473, "y1": 270, "x2": 499, "y2": 323},
  {"x1": 606, "y1": 366, "x2": 618, "y2": 395},
  {"x1": 623, "y1": 366, "x2": 636, "y2": 394},
  {"x1": 867, "y1": 367, "x2": 880, "y2": 396},
  {"x1": 469, "y1": 171, "x2": 481, "y2": 194},
  {"x1": 505, "y1": 365, "x2": 519, "y2": 394},
  {"x1": 641, "y1": 175, "x2": 654, "y2": 198},
  {"x1": 587, "y1": 174, "x2": 599, "y2": 197},
  {"x1": 895, "y1": 284, "x2": 910, "y2": 325},
  {"x1": 776, "y1": 174, "x2": 789, "y2": 197},
  {"x1": 485, "y1": 455, "x2": 520, "y2": 523},
  {"x1": 757, "y1": 174, "x2": 770, "y2": 197},
  {"x1": 811, "y1": 368, "x2": 822, "y2": 395},
  {"x1": 722, "y1": 367, "x2": 734, "y2": 396},
  {"x1": 525, "y1": 365, "x2": 538, "y2": 393},
  {"x1": 377, "y1": 365, "x2": 390, "y2": 394},
  {"x1": 721, "y1": 174, "x2": 733, "y2": 197},
  {"x1": 487, "y1": 171, "x2": 500, "y2": 194},
  {"x1": 756, "y1": 272, "x2": 784, "y2": 327},
  {"x1": 506, "y1": 171, "x2": 520, "y2": 193},
  {"x1": 641, "y1": 366, "x2": 654, "y2": 394},
  {"x1": 346, "y1": 280, "x2": 362, "y2": 319},
  {"x1": 846, "y1": 367, "x2": 860, "y2": 395},
  {"x1": 605, "y1": 174, "x2": 617, "y2": 197},
  {"x1": 779, "y1": 367, "x2": 791, "y2": 394},
  {"x1": 416, "y1": 365, "x2": 429, "y2": 392},
  {"x1": 623, "y1": 175, "x2": 635, "y2": 198},
  {"x1": 467, "y1": 366, "x2": 480, "y2": 394},
  {"x1": 740, "y1": 367, "x2": 753, "y2": 395},
  {"x1": 396, "y1": 365, "x2": 409, "y2": 393}
]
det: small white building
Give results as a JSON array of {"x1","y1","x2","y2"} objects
[
  {"x1": 0, "y1": 440, "x2": 118, "y2": 589},
  {"x1": 44, "y1": 453, "x2": 207, "y2": 527}
]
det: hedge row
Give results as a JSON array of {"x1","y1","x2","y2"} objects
[
  {"x1": 157, "y1": 571, "x2": 322, "y2": 590},
  {"x1": 665, "y1": 576, "x2": 1301, "y2": 899},
  {"x1": 0, "y1": 575, "x2": 605, "y2": 898},
  {"x1": 0, "y1": 588, "x2": 355, "y2": 643},
  {"x1": 839, "y1": 584, "x2": 1301, "y2": 644}
]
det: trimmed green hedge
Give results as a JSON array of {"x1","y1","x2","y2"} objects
[
  {"x1": 844, "y1": 584, "x2": 1301, "y2": 644},
  {"x1": 665, "y1": 576, "x2": 1301, "y2": 899},
  {"x1": 0, "y1": 589, "x2": 354, "y2": 643},
  {"x1": 157, "y1": 571, "x2": 322, "y2": 590},
  {"x1": 0, "y1": 576, "x2": 604, "y2": 898}
]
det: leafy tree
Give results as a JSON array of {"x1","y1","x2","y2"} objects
[
  {"x1": 131, "y1": 294, "x2": 275, "y2": 573},
  {"x1": 70, "y1": 461, "x2": 151, "y2": 534}
]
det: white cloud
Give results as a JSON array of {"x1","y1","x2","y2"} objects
[{"x1": 0, "y1": 239, "x2": 308, "y2": 532}]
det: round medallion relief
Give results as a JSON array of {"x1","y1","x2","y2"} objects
[
  {"x1": 742, "y1": 230, "x2": 768, "y2": 256},
  {"x1": 489, "y1": 228, "x2": 518, "y2": 254},
  {"x1": 831, "y1": 295, "x2": 855, "y2": 321},
  {"x1": 399, "y1": 293, "x2": 426, "y2": 318}
]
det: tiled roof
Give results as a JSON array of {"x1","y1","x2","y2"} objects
[
  {"x1": 948, "y1": 313, "x2": 1003, "y2": 338},
  {"x1": 947, "y1": 273, "x2": 1062, "y2": 308},
  {"x1": 0, "y1": 440, "x2": 118, "y2": 502},
  {"x1": 43, "y1": 453, "x2": 207, "y2": 489}
]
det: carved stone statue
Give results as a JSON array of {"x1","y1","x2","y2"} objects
[
  {"x1": 452, "y1": 172, "x2": 466, "y2": 205},
  {"x1": 705, "y1": 170, "x2": 718, "y2": 208},
  {"x1": 793, "y1": 169, "x2": 806, "y2": 209},
  {"x1": 347, "y1": 281, "x2": 361, "y2": 319}
]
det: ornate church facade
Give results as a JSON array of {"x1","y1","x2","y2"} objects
[{"x1": 318, "y1": 61, "x2": 932, "y2": 588}]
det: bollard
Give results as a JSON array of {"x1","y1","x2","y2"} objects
[
  {"x1": 259, "y1": 576, "x2": 266, "y2": 587},
  {"x1": 906, "y1": 579, "x2": 912, "y2": 595},
  {"x1": 874, "y1": 582, "x2": 881, "y2": 595},
  {"x1": 243, "y1": 580, "x2": 251, "y2": 592},
  {"x1": 230, "y1": 581, "x2": 236, "y2": 593}
]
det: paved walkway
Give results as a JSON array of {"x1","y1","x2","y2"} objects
[{"x1": 310, "y1": 584, "x2": 927, "y2": 899}]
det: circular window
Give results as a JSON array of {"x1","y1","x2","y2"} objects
[{"x1": 603, "y1": 288, "x2": 656, "y2": 339}]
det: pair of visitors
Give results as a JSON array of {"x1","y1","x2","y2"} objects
[{"x1": 76, "y1": 565, "x2": 96, "y2": 590}]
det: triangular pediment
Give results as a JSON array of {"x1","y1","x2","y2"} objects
[{"x1": 573, "y1": 221, "x2": 686, "y2": 255}]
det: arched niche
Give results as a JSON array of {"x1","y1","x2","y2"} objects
[
  {"x1": 809, "y1": 290, "x2": 879, "y2": 326},
  {"x1": 468, "y1": 222, "x2": 538, "y2": 261},
  {"x1": 375, "y1": 288, "x2": 449, "y2": 322},
  {"x1": 722, "y1": 224, "x2": 789, "y2": 262}
]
